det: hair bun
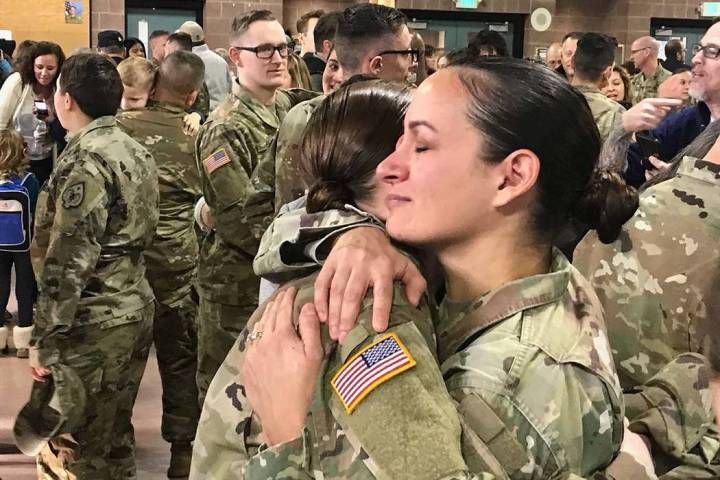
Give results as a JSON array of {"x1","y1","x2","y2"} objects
[
  {"x1": 306, "y1": 180, "x2": 354, "y2": 213},
  {"x1": 573, "y1": 170, "x2": 639, "y2": 243}
]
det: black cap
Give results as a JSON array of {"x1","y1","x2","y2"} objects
[
  {"x1": 0, "y1": 39, "x2": 16, "y2": 57},
  {"x1": 97, "y1": 30, "x2": 124, "y2": 48}
]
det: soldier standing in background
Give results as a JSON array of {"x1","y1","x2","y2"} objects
[
  {"x1": 16, "y1": 53, "x2": 159, "y2": 479},
  {"x1": 193, "y1": 9, "x2": 317, "y2": 405},
  {"x1": 116, "y1": 51, "x2": 205, "y2": 479},
  {"x1": 629, "y1": 35, "x2": 672, "y2": 105}
]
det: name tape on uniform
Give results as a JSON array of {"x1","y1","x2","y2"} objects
[
  {"x1": 331, "y1": 332, "x2": 416, "y2": 414},
  {"x1": 203, "y1": 148, "x2": 231, "y2": 174}
]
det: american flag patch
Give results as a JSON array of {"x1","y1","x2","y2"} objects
[
  {"x1": 203, "y1": 148, "x2": 231, "y2": 174},
  {"x1": 331, "y1": 333, "x2": 416, "y2": 414}
]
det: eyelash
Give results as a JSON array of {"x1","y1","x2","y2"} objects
[{"x1": 414, "y1": 146, "x2": 428, "y2": 153}]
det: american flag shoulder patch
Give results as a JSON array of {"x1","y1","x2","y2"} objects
[
  {"x1": 203, "y1": 148, "x2": 231, "y2": 174},
  {"x1": 331, "y1": 332, "x2": 416, "y2": 414}
]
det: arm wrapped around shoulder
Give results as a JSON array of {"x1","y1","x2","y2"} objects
[{"x1": 572, "y1": 170, "x2": 639, "y2": 244}]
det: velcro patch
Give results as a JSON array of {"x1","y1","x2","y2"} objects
[
  {"x1": 203, "y1": 148, "x2": 231, "y2": 174},
  {"x1": 61, "y1": 182, "x2": 85, "y2": 209},
  {"x1": 331, "y1": 333, "x2": 416, "y2": 414}
]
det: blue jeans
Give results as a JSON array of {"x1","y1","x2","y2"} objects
[{"x1": 0, "y1": 250, "x2": 34, "y2": 327}]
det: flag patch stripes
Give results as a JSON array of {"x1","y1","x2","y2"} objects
[
  {"x1": 331, "y1": 332, "x2": 416, "y2": 413},
  {"x1": 203, "y1": 148, "x2": 231, "y2": 174}
]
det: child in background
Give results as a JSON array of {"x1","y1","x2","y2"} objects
[
  {"x1": 0, "y1": 129, "x2": 39, "y2": 358},
  {"x1": 117, "y1": 56, "x2": 202, "y2": 135}
]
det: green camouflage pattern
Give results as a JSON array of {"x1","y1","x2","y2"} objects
[
  {"x1": 439, "y1": 249, "x2": 624, "y2": 478},
  {"x1": 575, "y1": 84, "x2": 626, "y2": 145},
  {"x1": 630, "y1": 63, "x2": 672, "y2": 105},
  {"x1": 116, "y1": 101, "x2": 202, "y2": 443},
  {"x1": 574, "y1": 155, "x2": 720, "y2": 477},
  {"x1": 30, "y1": 115, "x2": 159, "y2": 367},
  {"x1": 273, "y1": 95, "x2": 325, "y2": 212},
  {"x1": 192, "y1": 273, "x2": 482, "y2": 480},
  {"x1": 192, "y1": 81, "x2": 211, "y2": 118}
]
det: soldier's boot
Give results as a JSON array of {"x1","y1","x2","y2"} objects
[
  {"x1": 14, "y1": 325, "x2": 33, "y2": 359},
  {"x1": 167, "y1": 442, "x2": 192, "y2": 478},
  {"x1": 0, "y1": 324, "x2": 9, "y2": 355}
]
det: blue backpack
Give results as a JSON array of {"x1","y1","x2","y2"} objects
[{"x1": 0, "y1": 173, "x2": 31, "y2": 252}]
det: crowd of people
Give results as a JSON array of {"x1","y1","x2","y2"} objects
[{"x1": 0, "y1": 4, "x2": 719, "y2": 480}]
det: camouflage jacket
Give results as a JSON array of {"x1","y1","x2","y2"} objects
[
  {"x1": 191, "y1": 274, "x2": 482, "y2": 480},
  {"x1": 438, "y1": 250, "x2": 624, "y2": 478},
  {"x1": 630, "y1": 63, "x2": 672, "y2": 105},
  {"x1": 117, "y1": 101, "x2": 202, "y2": 304},
  {"x1": 273, "y1": 95, "x2": 325, "y2": 212},
  {"x1": 574, "y1": 155, "x2": 720, "y2": 475},
  {"x1": 31, "y1": 116, "x2": 159, "y2": 366},
  {"x1": 575, "y1": 84, "x2": 626, "y2": 145},
  {"x1": 192, "y1": 81, "x2": 211, "y2": 119},
  {"x1": 195, "y1": 80, "x2": 316, "y2": 305}
]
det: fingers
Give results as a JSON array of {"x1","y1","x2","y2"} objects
[
  {"x1": 262, "y1": 296, "x2": 280, "y2": 334},
  {"x1": 314, "y1": 261, "x2": 335, "y2": 323},
  {"x1": 277, "y1": 287, "x2": 297, "y2": 334},
  {"x1": 642, "y1": 98, "x2": 683, "y2": 108},
  {"x1": 400, "y1": 260, "x2": 427, "y2": 307},
  {"x1": 337, "y1": 269, "x2": 371, "y2": 340},
  {"x1": 647, "y1": 155, "x2": 669, "y2": 170},
  {"x1": 298, "y1": 303, "x2": 323, "y2": 360},
  {"x1": 326, "y1": 263, "x2": 351, "y2": 338},
  {"x1": 369, "y1": 262, "x2": 394, "y2": 336}
]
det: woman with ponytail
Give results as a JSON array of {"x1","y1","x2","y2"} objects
[
  {"x1": 574, "y1": 121, "x2": 720, "y2": 478},
  {"x1": 216, "y1": 58, "x2": 655, "y2": 479}
]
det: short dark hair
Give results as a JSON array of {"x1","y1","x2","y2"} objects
[
  {"x1": 674, "y1": 65, "x2": 692, "y2": 74},
  {"x1": 425, "y1": 44, "x2": 436, "y2": 57},
  {"x1": 573, "y1": 32, "x2": 618, "y2": 81},
  {"x1": 18, "y1": 41, "x2": 65, "y2": 87},
  {"x1": 157, "y1": 51, "x2": 205, "y2": 98},
  {"x1": 334, "y1": 4, "x2": 407, "y2": 72},
  {"x1": 303, "y1": 79, "x2": 411, "y2": 213},
  {"x1": 166, "y1": 32, "x2": 193, "y2": 52},
  {"x1": 124, "y1": 37, "x2": 146, "y2": 57},
  {"x1": 297, "y1": 9, "x2": 325, "y2": 35},
  {"x1": 313, "y1": 11, "x2": 342, "y2": 50},
  {"x1": 468, "y1": 30, "x2": 508, "y2": 57},
  {"x1": 562, "y1": 32, "x2": 583, "y2": 43},
  {"x1": 58, "y1": 53, "x2": 123, "y2": 119},
  {"x1": 230, "y1": 10, "x2": 277, "y2": 43},
  {"x1": 665, "y1": 39, "x2": 683, "y2": 60},
  {"x1": 449, "y1": 57, "x2": 637, "y2": 243},
  {"x1": 149, "y1": 30, "x2": 170, "y2": 41}
]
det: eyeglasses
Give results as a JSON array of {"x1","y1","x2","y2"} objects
[
  {"x1": 233, "y1": 43, "x2": 289, "y2": 59},
  {"x1": 630, "y1": 46, "x2": 650, "y2": 55},
  {"x1": 693, "y1": 44, "x2": 720, "y2": 59},
  {"x1": 377, "y1": 49, "x2": 420, "y2": 63}
]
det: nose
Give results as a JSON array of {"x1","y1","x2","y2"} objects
[
  {"x1": 692, "y1": 49, "x2": 703, "y2": 65},
  {"x1": 377, "y1": 142, "x2": 410, "y2": 185}
]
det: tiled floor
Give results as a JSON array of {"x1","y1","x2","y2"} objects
[{"x1": 0, "y1": 282, "x2": 174, "y2": 480}]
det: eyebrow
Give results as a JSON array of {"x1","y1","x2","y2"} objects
[{"x1": 408, "y1": 120, "x2": 437, "y2": 132}]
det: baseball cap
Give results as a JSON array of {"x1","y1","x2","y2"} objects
[
  {"x1": 97, "y1": 30, "x2": 124, "y2": 49},
  {"x1": 178, "y1": 21, "x2": 205, "y2": 43}
]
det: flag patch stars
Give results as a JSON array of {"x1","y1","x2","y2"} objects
[
  {"x1": 203, "y1": 148, "x2": 231, "y2": 174},
  {"x1": 331, "y1": 333, "x2": 416, "y2": 414}
]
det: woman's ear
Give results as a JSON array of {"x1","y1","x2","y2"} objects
[{"x1": 492, "y1": 149, "x2": 540, "y2": 208}]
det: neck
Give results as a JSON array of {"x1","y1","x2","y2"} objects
[
  {"x1": 152, "y1": 90, "x2": 186, "y2": 108},
  {"x1": 437, "y1": 231, "x2": 552, "y2": 302},
  {"x1": 33, "y1": 83, "x2": 52, "y2": 96},
  {"x1": 641, "y1": 59, "x2": 657, "y2": 77},
  {"x1": 65, "y1": 112, "x2": 94, "y2": 135},
  {"x1": 236, "y1": 76, "x2": 276, "y2": 105},
  {"x1": 571, "y1": 76, "x2": 601, "y2": 89}
]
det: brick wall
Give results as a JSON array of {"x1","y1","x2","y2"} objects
[
  {"x1": 204, "y1": 0, "x2": 284, "y2": 49},
  {"x1": 91, "y1": 0, "x2": 125, "y2": 47}
]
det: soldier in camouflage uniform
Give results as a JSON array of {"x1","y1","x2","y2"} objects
[
  {"x1": 19, "y1": 53, "x2": 159, "y2": 479},
  {"x1": 574, "y1": 125, "x2": 720, "y2": 478},
  {"x1": 116, "y1": 51, "x2": 204, "y2": 478},
  {"x1": 193, "y1": 10, "x2": 318, "y2": 405},
  {"x1": 195, "y1": 62, "x2": 657, "y2": 479},
  {"x1": 629, "y1": 36, "x2": 672, "y2": 105}
]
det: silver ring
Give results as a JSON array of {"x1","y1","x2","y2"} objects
[{"x1": 248, "y1": 331, "x2": 263, "y2": 342}]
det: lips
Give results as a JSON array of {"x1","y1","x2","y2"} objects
[{"x1": 386, "y1": 194, "x2": 411, "y2": 209}]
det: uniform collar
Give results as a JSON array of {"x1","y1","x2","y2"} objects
[
  {"x1": 146, "y1": 99, "x2": 187, "y2": 114},
  {"x1": 231, "y1": 79, "x2": 279, "y2": 129},
  {"x1": 573, "y1": 83, "x2": 603, "y2": 95},
  {"x1": 437, "y1": 249, "x2": 570, "y2": 363},
  {"x1": 676, "y1": 155, "x2": 720, "y2": 185},
  {"x1": 66, "y1": 116, "x2": 116, "y2": 143}
]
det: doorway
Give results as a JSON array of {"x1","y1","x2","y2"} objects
[
  {"x1": 125, "y1": 0, "x2": 204, "y2": 58},
  {"x1": 651, "y1": 17, "x2": 712, "y2": 64}
]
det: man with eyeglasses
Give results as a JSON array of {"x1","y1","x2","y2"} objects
[
  {"x1": 624, "y1": 24, "x2": 720, "y2": 186},
  {"x1": 629, "y1": 36, "x2": 672, "y2": 105},
  {"x1": 192, "y1": 9, "x2": 317, "y2": 409}
]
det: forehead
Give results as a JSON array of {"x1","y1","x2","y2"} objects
[
  {"x1": 35, "y1": 54, "x2": 58, "y2": 65},
  {"x1": 240, "y1": 20, "x2": 286, "y2": 45},
  {"x1": 562, "y1": 38, "x2": 577, "y2": 50},
  {"x1": 407, "y1": 69, "x2": 463, "y2": 121},
  {"x1": 701, "y1": 25, "x2": 720, "y2": 46}
]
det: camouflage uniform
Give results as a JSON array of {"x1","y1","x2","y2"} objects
[
  {"x1": 574, "y1": 155, "x2": 720, "y2": 478},
  {"x1": 273, "y1": 95, "x2": 325, "y2": 212},
  {"x1": 192, "y1": 81, "x2": 211, "y2": 118},
  {"x1": 26, "y1": 116, "x2": 159, "y2": 479},
  {"x1": 630, "y1": 63, "x2": 672, "y2": 105},
  {"x1": 194, "y1": 80, "x2": 317, "y2": 404},
  {"x1": 116, "y1": 101, "x2": 202, "y2": 445},
  {"x1": 575, "y1": 84, "x2": 626, "y2": 144}
]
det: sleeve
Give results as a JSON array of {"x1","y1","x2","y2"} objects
[
  {"x1": 32, "y1": 157, "x2": 110, "y2": 366},
  {"x1": 23, "y1": 173, "x2": 40, "y2": 215},
  {"x1": 625, "y1": 352, "x2": 713, "y2": 460},
  {"x1": 196, "y1": 124, "x2": 275, "y2": 256},
  {"x1": 244, "y1": 435, "x2": 314, "y2": 480},
  {"x1": 0, "y1": 72, "x2": 22, "y2": 129},
  {"x1": 253, "y1": 201, "x2": 384, "y2": 283}
]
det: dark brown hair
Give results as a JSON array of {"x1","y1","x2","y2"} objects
[
  {"x1": 451, "y1": 57, "x2": 637, "y2": 244},
  {"x1": 230, "y1": 10, "x2": 277, "y2": 43},
  {"x1": 18, "y1": 41, "x2": 65, "y2": 87},
  {"x1": 611, "y1": 65, "x2": 632, "y2": 103},
  {"x1": 302, "y1": 79, "x2": 411, "y2": 213},
  {"x1": 297, "y1": 9, "x2": 325, "y2": 35}
]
